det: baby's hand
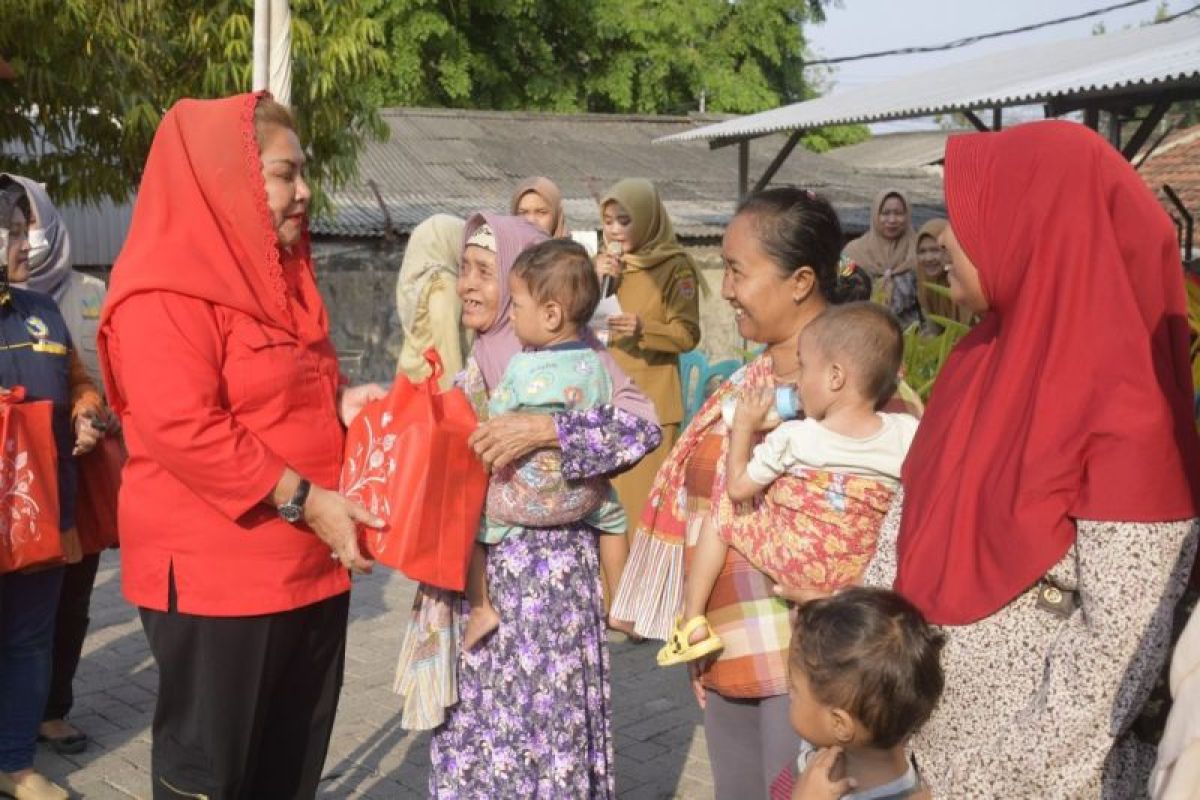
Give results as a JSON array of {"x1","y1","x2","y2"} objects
[
  {"x1": 793, "y1": 747, "x2": 856, "y2": 800},
  {"x1": 733, "y1": 387, "x2": 774, "y2": 432}
]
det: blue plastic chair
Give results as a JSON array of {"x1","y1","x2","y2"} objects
[{"x1": 679, "y1": 350, "x2": 742, "y2": 427}]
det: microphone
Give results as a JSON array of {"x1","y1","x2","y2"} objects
[{"x1": 601, "y1": 240, "x2": 622, "y2": 298}]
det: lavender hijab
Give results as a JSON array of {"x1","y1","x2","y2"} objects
[
  {"x1": 462, "y1": 212, "x2": 658, "y2": 424},
  {"x1": 0, "y1": 175, "x2": 71, "y2": 301},
  {"x1": 462, "y1": 212, "x2": 547, "y2": 391}
]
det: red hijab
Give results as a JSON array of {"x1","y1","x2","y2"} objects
[
  {"x1": 895, "y1": 121, "x2": 1200, "y2": 626},
  {"x1": 98, "y1": 92, "x2": 329, "y2": 412}
]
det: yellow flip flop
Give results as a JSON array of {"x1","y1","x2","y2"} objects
[{"x1": 656, "y1": 615, "x2": 724, "y2": 666}]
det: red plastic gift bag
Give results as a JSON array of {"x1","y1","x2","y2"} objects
[
  {"x1": 340, "y1": 349, "x2": 487, "y2": 591},
  {"x1": 76, "y1": 434, "x2": 125, "y2": 555},
  {"x1": 0, "y1": 386, "x2": 63, "y2": 573}
]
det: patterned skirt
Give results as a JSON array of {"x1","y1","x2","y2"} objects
[
  {"x1": 863, "y1": 489, "x2": 1199, "y2": 799},
  {"x1": 428, "y1": 526, "x2": 614, "y2": 799}
]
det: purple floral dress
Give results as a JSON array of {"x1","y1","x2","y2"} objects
[{"x1": 429, "y1": 405, "x2": 661, "y2": 799}]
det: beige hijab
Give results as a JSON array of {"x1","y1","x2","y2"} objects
[
  {"x1": 915, "y1": 217, "x2": 975, "y2": 326},
  {"x1": 843, "y1": 188, "x2": 918, "y2": 278},
  {"x1": 599, "y1": 178, "x2": 690, "y2": 273},
  {"x1": 396, "y1": 214, "x2": 467, "y2": 385},
  {"x1": 510, "y1": 176, "x2": 568, "y2": 238},
  {"x1": 396, "y1": 214, "x2": 466, "y2": 325}
]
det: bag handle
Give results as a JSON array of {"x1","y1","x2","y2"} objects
[
  {"x1": 421, "y1": 348, "x2": 445, "y2": 389},
  {"x1": 0, "y1": 386, "x2": 26, "y2": 404}
]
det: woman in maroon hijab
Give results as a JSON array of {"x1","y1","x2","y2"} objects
[{"x1": 863, "y1": 121, "x2": 1200, "y2": 797}]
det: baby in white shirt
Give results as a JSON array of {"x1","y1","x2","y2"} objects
[{"x1": 658, "y1": 301, "x2": 918, "y2": 666}]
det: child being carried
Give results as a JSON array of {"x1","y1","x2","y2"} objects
[
  {"x1": 465, "y1": 238, "x2": 626, "y2": 649},
  {"x1": 659, "y1": 302, "x2": 918, "y2": 665}
]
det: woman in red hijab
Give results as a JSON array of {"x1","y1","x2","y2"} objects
[
  {"x1": 860, "y1": 120, "x2": 1200, "y2": 797},
  {"x1": 98, "y1": 94, "x2": 385, "y2": 799}
]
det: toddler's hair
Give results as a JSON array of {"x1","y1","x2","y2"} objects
[
  {"x1": 805, "y1": 301, "x2": 903, "y2": 406},
  {"x1": 791, "y1": 587, "x2": 944, "y2": 749},
  {"x1": 836, "y1": 259, "x2": 873, "y2": 303},
  {"x1": 511, "y1": 239, "x2": 601, "y2": 327}
]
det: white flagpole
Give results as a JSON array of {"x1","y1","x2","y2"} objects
[
  {"x1": 268, "y1": 0, "x2": 292, "y2": 106},
  {"x1": 252, "y1": 0, "x2": 270, "y2": 92}
]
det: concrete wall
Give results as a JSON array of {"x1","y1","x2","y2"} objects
[
  {"x1": 312, "y1": 237, "x2": 404, "y2": 382},
  {"x1": 312, "y1": 236, "x2": 746, "y2": 384}
]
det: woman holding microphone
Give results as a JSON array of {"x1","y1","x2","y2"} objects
[{"x1": 595, "y1": 178, "x2": 701, "y2": 619}]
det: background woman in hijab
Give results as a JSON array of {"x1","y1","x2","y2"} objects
[
  {"x1": 0, "y1": 174, "x2": 111, "y2": 758},
  {"x1": 862, "y1": 121, "x2": 1200, "y2": 797},
  {"x1": 395, "y1": 214, "x2": 467, "y2": 389},
  {"x1": 510, "y1": 176, "x2": 568, "y2": 238},
  {"x1": 0, "y1": 186, "x2": 91, "y2": 800},
  {"x1": 843, "y1": 189, "x2": 922, "y2": 328},
  {"x1": 914, "y1": 217, "x2": 974, "y2": 329},
  {"x1": 594, "y1": 178, "x2": 701, "y2": 616}
]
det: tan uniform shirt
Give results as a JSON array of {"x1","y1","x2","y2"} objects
[
  {"x1": 58, "y1": 270, "x2": 107, "y2": 385},
  {"x1": 609, "y1": 255, "x2": 701, "y2": 425}
]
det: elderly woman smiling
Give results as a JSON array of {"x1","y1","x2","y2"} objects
[{"x1": 398, "y1": 213, "x2": 661, "y2": 798}]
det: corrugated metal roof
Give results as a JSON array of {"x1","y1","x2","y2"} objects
[
  {"x1": 11, "y1": 109, "x2": 947, "y2": 261},
  {"x1": 313, "y1": 107, "x2": 945, "y2": 240},
  {"x1": 658, "y1": 15, "x2": 1200, "y2": 145},
  {"x1": 826, "y1": 131, "x2": 953, "y2": 170}
]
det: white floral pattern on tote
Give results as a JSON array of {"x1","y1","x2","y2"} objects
[
  {"x1": 0, "y1": 437, "x2": 43, "y2": 548},
  {"x1": 340, "y1": 411, "x2": 398, "y2": 553}
]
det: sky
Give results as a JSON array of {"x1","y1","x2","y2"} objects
[{"x1": 804, "y1": 0, "x2": 1182, "y2": 131}]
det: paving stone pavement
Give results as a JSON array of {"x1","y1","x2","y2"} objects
[{"x1": 35, "y1": 552, "x2": 715, "y2": 799}]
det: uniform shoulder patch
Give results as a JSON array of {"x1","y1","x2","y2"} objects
[{"x1": 675, "y1": 273, "x2": 697, "y2": 301}]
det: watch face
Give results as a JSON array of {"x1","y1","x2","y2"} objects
[{"x1": 280, "y1": 504, "x2": 302, "y2": 524}]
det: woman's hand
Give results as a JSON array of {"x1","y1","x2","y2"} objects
[
  {"x1": 302, "y1": 485, "x2": 381, "y2": 575},
  {"x1": 469, "y1": 413, "x2": 558, "y2": 471},
  {"x1": 792, "y1": 747, "x2": 856, "y2": 799},
  {"x1": 773, "y1": 584, "x2": 832, "y2": 605},
  {"x1": 595, "y1": 252, "x2": 623, "y2": 284},
  {"x1": 338, "y1": 383, "x2": 387, "y2": 427},
  {"x1": 72, "y1": 411, "x2": 106, "y2": 456},
  {"x1": 691, "y1": 662, "x2": 705, "y2": 710},
  {"x1": 607, "y1": 313, "x2": 642, "y2": 339},
  {"x1": 61, "y1": 527, "x2": 83, "y2": 565}
]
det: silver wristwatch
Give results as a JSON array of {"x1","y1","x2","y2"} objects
[{"x1": 278, "y1": 479, "x2": 311, "y2": 524}]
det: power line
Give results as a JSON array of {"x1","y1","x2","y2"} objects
[{"x1": 805, "y1": 0, "x2": 1153, "y2": 67}]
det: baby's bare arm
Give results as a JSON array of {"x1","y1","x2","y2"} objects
[{"x1": 726, "y1": 389, "x2": 773, "y2": 502}]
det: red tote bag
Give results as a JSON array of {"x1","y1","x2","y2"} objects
[
  {"x1": 76, "y1": 434, "x2": 125, "y2": 555},
  {"x1": 0, "y1": 386, "x2": 63, "y2": 573},
  {"x1": 340, "y1": 349, "x2": 487, "y2": 591}
]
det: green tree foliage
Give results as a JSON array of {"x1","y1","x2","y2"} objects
[
  {"x1": 372, "y1": 0, "x2": 862, "y2": 124},
  {"x1": 372, "y1": 0, "x2": 865, "y2": 151},
  {"x1": 0, "y1": 0, "x2": 388, "y2": 207},
  {"x1": 0, "y1": 0, "x2": 862, "y2": 206}
]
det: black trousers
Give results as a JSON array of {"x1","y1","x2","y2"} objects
[
  {"x1": 139, "y1": 589, "x2": 350, "y2": 800},
  {"x1": 44, "y1": 552, "x2": 102, "y2": 721}
]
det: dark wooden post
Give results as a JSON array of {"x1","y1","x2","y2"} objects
[{"x1": 738, "y1": 140, "x2": 749, "y2": 201}]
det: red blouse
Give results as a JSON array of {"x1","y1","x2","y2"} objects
[{"x1": 107, "y1": 290, "x2": 349, "y2": 616}]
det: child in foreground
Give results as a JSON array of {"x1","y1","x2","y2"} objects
[
  {"x1": 658, "y1": 302, "x2": 917, "y2": 665},
  {"x1": 774, "y1": 587, "x2": 943, "y2": 800},
  {"x1": 464, "y1": 238, "x2": 626, "y2": 648}
]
